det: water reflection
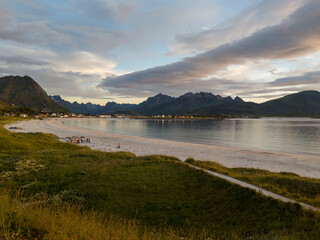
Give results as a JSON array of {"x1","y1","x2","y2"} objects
[{"x1": 64, "y1": 118, "x2": 320, "y2": 155}]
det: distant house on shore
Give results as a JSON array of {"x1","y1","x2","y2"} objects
[
  {"x1": 19, "y1": 114, "x2": 28, "y2": 118},
  {"x1": 99, "y1": 115, "x2": 111, "y2": 118}
]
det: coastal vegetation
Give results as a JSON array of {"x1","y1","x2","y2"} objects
[{"x1": 1, "y1": 117, "x2": 320, "y2": 239}]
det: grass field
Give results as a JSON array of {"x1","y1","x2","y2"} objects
[
  {"x1": 185, "y1": 158, "x2": 320, "y2": 208},
  {"x1": 1, "y1": 117, "x2": 320, "y2": 239}
]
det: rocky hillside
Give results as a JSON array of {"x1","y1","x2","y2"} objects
[{"x1": 0, "y1": 76, "x2": 68, "y2": 113}]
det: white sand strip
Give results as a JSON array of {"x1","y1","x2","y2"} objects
[
  {"x1": 187, "y1": 163, "x2": 320, "y2": 212},
  {"x1": 5, "y1": 118, "x2": 320, "y2": 179}
]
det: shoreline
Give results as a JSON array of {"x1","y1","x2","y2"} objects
[{"x1": 5, "y1": 118, "x2": 320, "y2": 178}]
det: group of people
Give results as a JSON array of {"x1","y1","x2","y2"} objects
[
  {"x1": 67, "y1": 136, "x2": 122, "y2": 149},
  {"x1": 68, "y1": 136, "x2": 91, "y2": 144}
]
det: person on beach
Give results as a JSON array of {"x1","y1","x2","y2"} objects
[{"x1": 117, "y1": 143, "x2": 120, "y2": 149}]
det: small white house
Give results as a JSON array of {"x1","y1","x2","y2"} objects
[
  {"x1": 100, "y1": 115, "x2": 111, "y2": 118},
  {"x1": 19, "y1": 114, "x2": 28, "y2": 118}
]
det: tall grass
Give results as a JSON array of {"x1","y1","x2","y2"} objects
[{"x1": 0, "y1": 191, "x2": 181, "y2": 240}]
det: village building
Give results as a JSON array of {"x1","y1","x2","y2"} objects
[{"x1": 99, "y1": 115, "x2": 111, "y2": 118}]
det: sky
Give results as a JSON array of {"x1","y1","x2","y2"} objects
[{"x1": 0, "y1": 0, "x2": 320, "y2": 104}]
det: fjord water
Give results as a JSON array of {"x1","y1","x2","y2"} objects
[{"x1": 64, "y1": 118, "x2": 320, "y2": 155}]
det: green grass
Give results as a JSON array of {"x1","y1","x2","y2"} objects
[
  {"x1": 1, "y1": 117, "x2": 320, "y2": 239},
  {"x1": 185, "y1": 158, "x2": 320, "y2": 208}
]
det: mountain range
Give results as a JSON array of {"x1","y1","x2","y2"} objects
[
  {"x1": 49, "y1": 95, "x2": 137, "y2": 115},
  {"x1": 51, "y1": 91, "x2": 320, "y2": 116},
  {"x1": 1, "y1": 75, "x2": 320, "y2": 116},
  {"x1": 50, "y1": 92, "x2": 247, "y2": 115}
]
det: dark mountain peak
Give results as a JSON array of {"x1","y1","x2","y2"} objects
[
  {"x1": 145, "y1": 93, "x2": 173, "y2": 102},
  {"x1": 22, "y1": 75, "x2": 34, "y2": 81},
  {"x1": 179, "y1": 92, "x2": 193, "y2": 98},
  {"x1": 1, "y1": 75, "x2": 40, "y2": 88},
  {"x1": 179, "y1": 92, "x2": 215, "y2": 99},
  {"x1": 151, "y1": 93, "x2": 172, "y2": 99},
  {"x1": 134, "y1": 91, "x2": 223, "y2": 115},
  {"x1": 234, "y1": 96, "x2": 244, "y2": 102},
  {"x1": 216, "y1": 95, "x2": 223, "y2": 101},
  {"x1": 135, "y1": 93, "x2": 174, "y2": 114},
  {"x1": 198, "y1": 92, "x2": 215, "y2": 97},
  {"x1": 223, "y1": 96, "x2": 233, "y2": 102},
  {"x1": 105, "y1": 101, "x2": 137, "y2": 113},
  {"x1": 287, "y1": 90, "x2": 320, "y2": 99},
  {"x1": 298, "y1": 90, "x2": 319, "y2": 94},
  {"x1": 106, "y1": 101, "x2": 117, "y2": 107},
  {"x1": 50, "y1": 95, "x2": 63, "y2": 102}
]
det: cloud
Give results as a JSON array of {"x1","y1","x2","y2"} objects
[
  {"x1": 0, "y1": 41, "x2": 116, "y2": 75},
  {"x1": 0, "y1": 4, "x2": 121, "y2": 100},
  {"x1": 0, "y1": 63, "x2": 109, "y2": 99},
  {"x1": 269, "y1": 71, "x2": 320, "y2": 86},
  {"x1": 169, "y1": 0, "x2": 307, "y2": 55},
  {"x1": 0, "y1": 5, "x2": 125, "y2": 56},
  {"x1": 100, "y1": 1, "x2": 320, "y2": 97},
  {"x1": 55, "y1": 25, "x2": 126, "y2": 53},
  {"x1": 0, "y1": 55, "x2": 48, "y2": 66},
  {"x1": 74, "y1": 0, "x2": 137, "y2": 22},
  {"x1": 0, "y1": 40, "x2": 116, "y2": 99},
  {"x1": 0, "y1": 8, "x2": 63, "y2": 45}
]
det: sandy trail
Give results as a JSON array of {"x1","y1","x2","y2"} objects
[{"x1": 5, "y1": 118, "x2": 320, "y2": 179}]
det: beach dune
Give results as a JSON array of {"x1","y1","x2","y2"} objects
[{"x1": 6, "y1": 118, "x2": 320, "y2": 178}]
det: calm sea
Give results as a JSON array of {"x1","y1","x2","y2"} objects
[{"x1": 64, "y1": 118, "x2": 320, "y2": 156}]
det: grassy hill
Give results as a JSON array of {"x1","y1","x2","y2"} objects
[
  {"x1": 0, "y1": 99, "x2": 37, "y2": 115},
  {"x1": 0, "y1": 100, "x2": 11, "y2": 111},
  {"x1": 1, "y1": 117, "x2": 320, "y2": 239}
]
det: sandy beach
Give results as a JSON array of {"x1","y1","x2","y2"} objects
[{"x1": 5, "y1": 118, "x2": 320, "y2": 178}]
